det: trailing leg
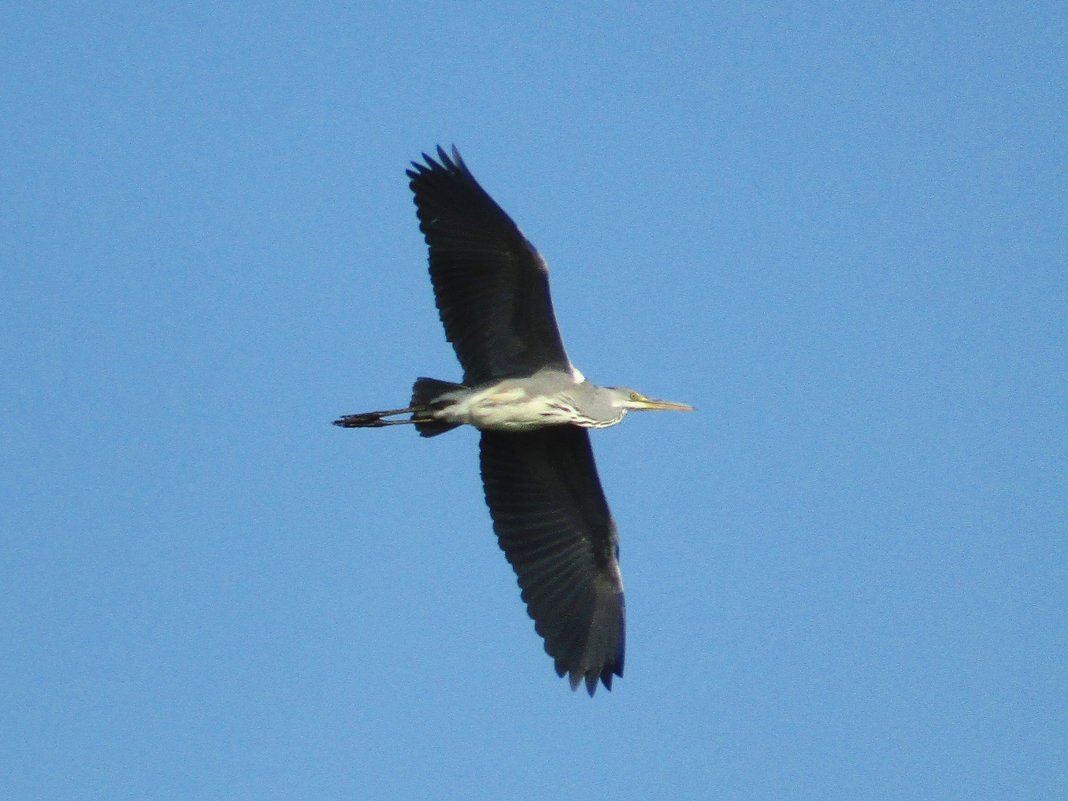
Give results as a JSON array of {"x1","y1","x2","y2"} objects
[
  {"x1": 333, "y1": 407, "x2": 419, "y2": 428},
  {"x1": 332, "y1": 377, "x2": 469, "y2": 435}
]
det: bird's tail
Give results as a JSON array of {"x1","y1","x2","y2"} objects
[
  {"x1": 332, "y1": 377, "x2": 466, "y2": 438},
  {"x1": 410, "y1": 377, "x2": 465, "y2": 437}
]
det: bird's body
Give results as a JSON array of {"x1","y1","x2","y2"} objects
[
  {"x1": 339, "y1": 367, "x2": 686, "y2": 433},
  {"x1": 335, "y1": 147, "x2": 692, "y2": 694},
  {"x1": 429, "y1": 369, "x2": 606, "y2": 431}
]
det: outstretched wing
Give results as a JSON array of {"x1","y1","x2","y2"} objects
[
  {"x1": 407, "y1": 146, "x2": 572, "y2": 385},
  {"x1": 479, "y1": 427, "x2": 625, "y2": 695}
]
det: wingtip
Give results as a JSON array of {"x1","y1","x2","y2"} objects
[
  {"x1": 585, "y1": 672, "x2": 599, "y2": 696},
  {"x1": 436, "y1": 144, "x2": 467, "y2": 174},
  {"x1": 407, "y1": 145, "x2": 466, "y2": 180},
  {"x1": 564, "y1": 664, "x2": 621, "y2": 697}
]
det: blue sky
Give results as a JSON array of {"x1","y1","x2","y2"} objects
[{"x1": 2, "y1": 3, "x2": 1065, "y2": 799}]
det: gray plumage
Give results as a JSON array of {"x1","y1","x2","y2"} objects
[{"x1": 335, "y1": 147, "x2": 692, "y2": 694}]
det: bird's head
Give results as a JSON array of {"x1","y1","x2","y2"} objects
[{"x1": 609, "y1": 388, "x2": 695, "y2": 413}]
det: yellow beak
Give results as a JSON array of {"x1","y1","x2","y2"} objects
[{"x1": 634, "y1": 396, "x2": 695, "y2": 412}]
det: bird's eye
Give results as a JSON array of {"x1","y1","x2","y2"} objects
[{"x1": 629, "y1": 391, "x2": 642, "y2": 401}]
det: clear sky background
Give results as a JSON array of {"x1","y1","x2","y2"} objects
[{"x1": 2, "y1": 4, "x2": 1065, "y2": 800}]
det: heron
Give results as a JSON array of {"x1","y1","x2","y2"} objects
[{"x1": 335, "y1": 147, "x2": 693, "y2": 694}]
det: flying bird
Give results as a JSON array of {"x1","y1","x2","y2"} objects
[{"x1": 335, "y1": 147, "x2": 693, "y2": 694}]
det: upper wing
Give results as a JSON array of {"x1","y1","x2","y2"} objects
[
  {"x1": 479, "y1": 427, "x2": 625, "y2": 695},
  {"x1": 407, "y1": 147, "x2": 572, "y2": 385}
]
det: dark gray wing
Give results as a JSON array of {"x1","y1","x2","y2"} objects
[
  {"x1": 407, "y1": 146, "x2": 572, "y2": 385},
  {"x1": 479, "y1": 427, "x2": 625, "y2": 695}
]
